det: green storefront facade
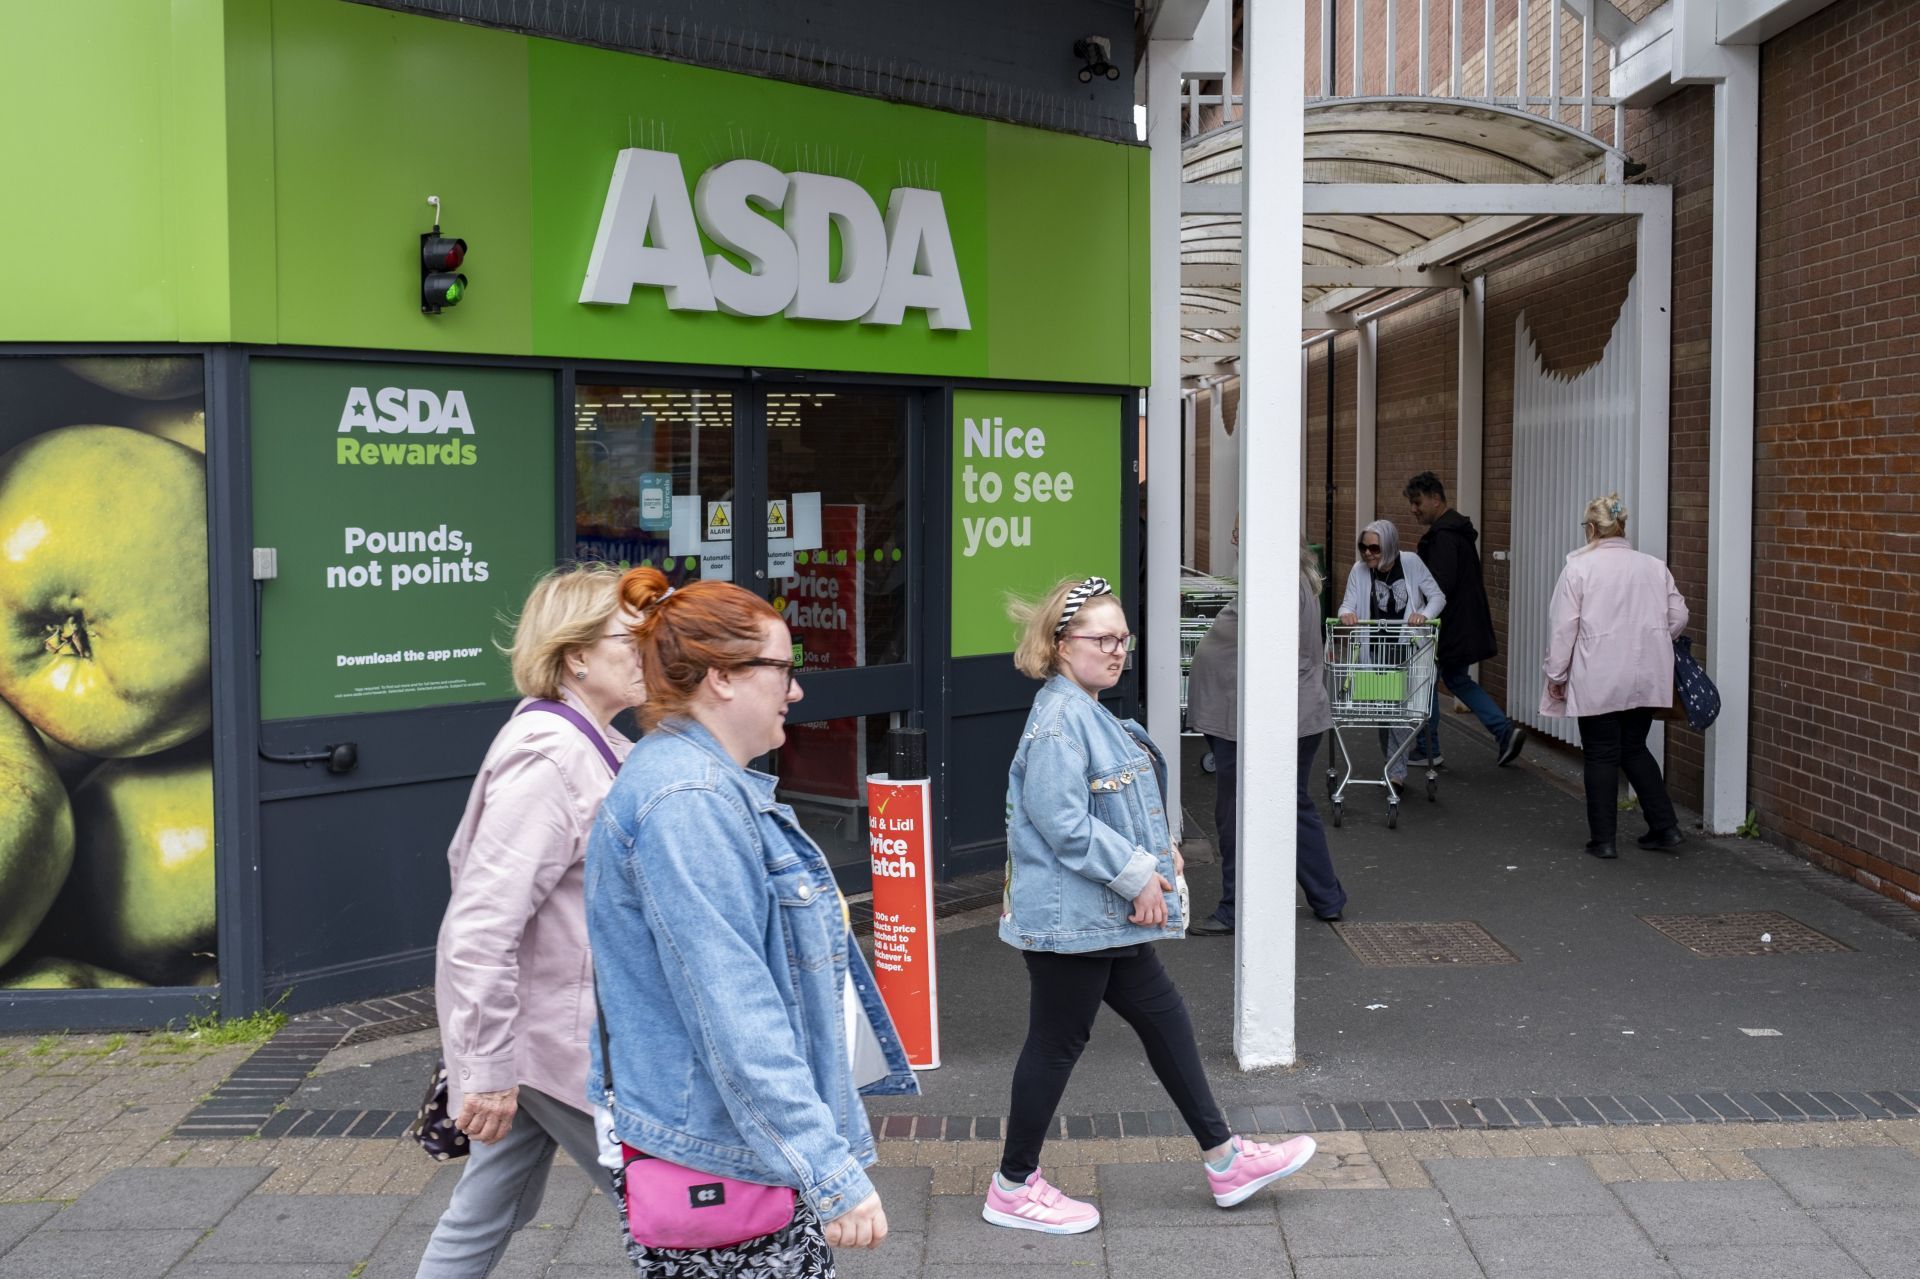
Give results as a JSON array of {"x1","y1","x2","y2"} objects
[{"x1": 0, "y1": 0, "x2": 1149, "y2": 1025}]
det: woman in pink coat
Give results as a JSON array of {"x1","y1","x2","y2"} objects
[
  {"x1": 1539, "y1": 494, "x2": 1689, "y2": 860},
  {"x1": 416, "y1": 564, "x2": 655, "y2": 1278}
]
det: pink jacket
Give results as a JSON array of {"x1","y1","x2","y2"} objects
[
  {"x1": 435, "y1": 690, "x2": 632, "y2": 1116},
  {"x1": 1539, "y1": 538, "x2": 1688, "y2": 718}
]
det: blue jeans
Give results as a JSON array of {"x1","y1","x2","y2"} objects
[
  {"x1": 1417, "y1": 664, "x2": 1512, "y2": 757},
  {"x1": 1205, "y1": 733, "x2": 1347, "y2": 925}
]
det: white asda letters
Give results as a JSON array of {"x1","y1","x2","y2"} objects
[
  {"x1": 336, "y1": 387, "x2": 475, "y2": 434},
  {"x1": 579, "y1": 148, "x2": 970, "y2": 330}
]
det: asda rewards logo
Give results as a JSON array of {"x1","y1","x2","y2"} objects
[{"x1": 336, "y1": 386, "x2": 477, "y2": 467}]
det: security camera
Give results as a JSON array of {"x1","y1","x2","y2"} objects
[{"x1": 1074, "y1": 36, "x2": 1120, "y2": 83}]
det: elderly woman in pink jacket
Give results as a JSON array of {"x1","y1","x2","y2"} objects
[
  {"x1": 1540, "y1": 494, "x2": 1689, "y2": 860},
  {"x1": 416, "y1": 564, "x2": 655, "y2": 1278}
]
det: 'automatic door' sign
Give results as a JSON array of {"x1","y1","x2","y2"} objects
[{"x1": 579, "y1": 148, "x2": 971, "y2": 330}]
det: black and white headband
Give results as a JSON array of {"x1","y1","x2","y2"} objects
[{"x1": 1054, "y1": 577, "x2": 1113, "y2": 637}]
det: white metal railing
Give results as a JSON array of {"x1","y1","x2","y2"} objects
[{"x1": 1310, "y1": 0, "x2": 1627, "y2": 148}]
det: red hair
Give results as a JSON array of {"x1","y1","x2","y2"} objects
[{"x1": 621, "y1": 571, "x2": 782, "y2": 730}]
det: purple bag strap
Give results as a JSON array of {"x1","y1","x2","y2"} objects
[{"x1": 517, "y1": 699, "x2": 621, "y2": 776}]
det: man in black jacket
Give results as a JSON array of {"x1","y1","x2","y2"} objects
[{"x1": 1405, "y1": 472, "x2": 1527, "y2": 768}]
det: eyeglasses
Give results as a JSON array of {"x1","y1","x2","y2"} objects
[
  {"x1": 736, "y1": 657, "x2": 797, "y2": 690},
  {"x1": 1063, "y1": 633, "x2": 1136, "y2": 655},
  {"x1": 1358, "y1": 541, "x2": 1383, "y2": 555}
]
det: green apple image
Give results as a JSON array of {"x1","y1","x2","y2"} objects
[
  {"x1": 0, "y1": 698, "x2": 76, "y2": 969},
  {"x1": 60, "y1": 356, "x2": 202, "y2": 401},
  {"x1": 0, "y1": 425, "x2": 211, "y2": 757},
  {"x1": 1, "y1": 957, "x2": 147, "y2": 989},
  {"x1": 53, "y1": 739, "x2": 214, "y2": 986},
  {"x1": 34, "y1": 725, "x2": 100, "y2": 791},
  {"x1": 127, "y1": 405, "x2": 207, "y2": 454}
]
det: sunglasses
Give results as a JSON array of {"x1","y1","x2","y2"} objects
[{"x1": 1358, "y1": 541, "x2": 1384, "y2": 554}]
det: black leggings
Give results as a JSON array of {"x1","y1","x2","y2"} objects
[
  {"x1": 1577, "y1": 709, "x2": 1678, "y2": 843},
  {"x1": 1000, "y1": 945, "x2": 1231, "y2": 1182}
]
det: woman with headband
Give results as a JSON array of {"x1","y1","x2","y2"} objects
[
  {"x1": 983, "y1": 576, "x2": 1317, "y2": 1236},
  {"x1": 1541, "y1": 494, "x2": 1690, "y2": 859}
]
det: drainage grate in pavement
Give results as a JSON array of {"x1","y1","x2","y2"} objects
[
  {"x1": 1639, "y1": 910, "x2": 1853, "y2": 958},
  {"x1": 1333, "y1": 920, "x2": 1519, "y2": 967},
  {"x1": 337, "y1": 1012, "x2": 438, "y2": 1046}
]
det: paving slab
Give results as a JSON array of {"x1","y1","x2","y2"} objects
[
  {"x1": 1663, "y1": 1245, "x2": 1871, "y2": 1279},
  {"x1": 0, "y1": 1226, "x2": 202, "y2": 1279},
  {"x1": 926, "y1": 1195, "x2": 1106, "y2": 1267},
  {"x1": 164, "y1": 1267, "x2": 353, "y2": 1279},
  {"x1": 1613, "y1": 1177, "x2": 1833, "y2": 1248},
  {"x1": 186, "y1": 1193, "x2": 406, "y2": 1264},
  {"x1": 1279, "y1": 1188, "x2": 1470, "y2": 1259},
  {"x1": 358, "y1": 1220, "x2": 564, "y2": 1278},
  {"x1": 397, "y1": 1162, "x2": 466, "y2": 1227},
  {"x1": 923, "y1": 1267, "x2": 1116, "y2": 1279},
  {"x1": 1458, "y1": 1213, "x2": 1675, "y2": 1279},
  {"x1": 39, "y1": 1167, "x2": 271, "y2": 1232},
  {"x1": 1748, "y1": 1146, "x2": 1920, "y2": 1208},
  {"x1": 544, "y1": 1267, "x2": 636, "y2": 1279},
  {"x1": 1425, "y1": 1156, "x2": 1617, "y2": 1218},
  {"x1": 833, "y1": 1236, "x2": 931, "y2": 1279},
  {"x1": 1809, "y1": 1208, "x2": 1920, "y2": 1279},
  {"x1": 866, "y1": 1166, "x2": 933, "y2": 1234},
  {"x1": 1293, "y1": 1260, "x2": 1484, "y2": 1279},
  {"x1": 1103, "y1": 1224, "x2": 1287, "y2": 1279},
  {"x1": 1095, "y1": 1161, "x2": 1277, "y2": 1228},
  {"x1": 551, "y1": 1211, "x2": 630, "y2": 1267},
  {"x1": 0, "y1": 1203, "x2": 58, "y2": 1257}
]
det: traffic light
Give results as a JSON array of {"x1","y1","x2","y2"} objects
[{"x1": 421, "y1": 233, "x2": 467, "y2": 314}]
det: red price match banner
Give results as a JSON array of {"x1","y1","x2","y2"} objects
[{"x1": 866, "y1": 774, "x2": 939, "y2": 1069}]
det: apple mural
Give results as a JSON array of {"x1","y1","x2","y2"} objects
[
  {"x1": 53, "y1": 739, "x2": 215, "y2": 986},
  {"x1": 0, "y1": 425, "x2": 211, "y2": 757},
  {"x1": 0, "y1": 698, "x2": 76, "y2": 969},
  {"x1": 0, "y1": 957, "x2": 147, "y2": 989},
  {"x1": 59, "y1": 356, "x2": 203, "y2": 401}
]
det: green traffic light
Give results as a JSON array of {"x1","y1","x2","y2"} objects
[{"x1": 444, "y1": 279, "x2": 462, "y2": 303}]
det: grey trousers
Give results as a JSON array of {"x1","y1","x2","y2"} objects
[{"x1": 414, "y1": 1085, "x2": 618, "y2": 1278}]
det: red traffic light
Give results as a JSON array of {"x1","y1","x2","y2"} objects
[{"x1": 422, "y1": 235, "x2": 466, "y2": 271}]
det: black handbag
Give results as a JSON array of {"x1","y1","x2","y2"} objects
[
  {"x1": 408, "y1": 1059, "x2": 470, "y2": 1161},
  {"x1": 1673, "y1": 636, "x2": 1721, "y2": 731}
]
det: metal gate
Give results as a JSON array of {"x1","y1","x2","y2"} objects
[{"x1": 1508, "y1": 275, "x2": 1642, "y2": 747}]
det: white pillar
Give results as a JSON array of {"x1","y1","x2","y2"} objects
[
  {"x1": 1636, "y1": 191, "x2": 1675, "y2": 767},
  {"x1": 1146, "y1": 44, "x2": 1187, "y2": 821},
  {"x1": 1234, "y1": 0, "x2": 1305, "y2": 1071},
  {"x1": 1356, "y1": 319, "x2": 1378, "y2": 536},
  {"x1": 1208, "y1": 388, "x2": 1240, "y2": 576},
  {"x1": 1704, "y1": 49, "x2": 1758, "y2": 833},
  {"x1": 1456, "y1": 277, "x2": 1485, "y2": 530}
]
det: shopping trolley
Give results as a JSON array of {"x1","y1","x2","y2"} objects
[{"x1": 1323, "y1": 620, "x2": 1441, "y2": 829}]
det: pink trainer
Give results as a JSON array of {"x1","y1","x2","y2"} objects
[
  {"x1": 981, "y1": 1170, "x2": 1101, "y2": 1234},
  {"x1": 1205, "y1": 1134, "x2": 1318, "y2": 1207}
]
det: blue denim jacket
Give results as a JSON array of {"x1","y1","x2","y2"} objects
[
  {"x1": 585, "y1": 719, "x2": 917, "y2": 1223},
  {"x1": 1001, "y1": 675, "x2": 1185, "y2": 952}
]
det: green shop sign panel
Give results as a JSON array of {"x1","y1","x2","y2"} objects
[
  {"x1": 951, "y1": 390, "x2": 1121, "y2": 658},
  {"x1": 251, "y1": 360, "x2": 557, "y2": 720}
]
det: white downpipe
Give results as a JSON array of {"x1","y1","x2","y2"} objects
[
  {"x1": 1704, "y1": 48, "x2": 1758, "y2": 833},
  {"x1": 1636, "y1": 189, "x2": 1675, "y2": 769},
  {"x1": 1356, "y1": 319, "x2": 1378, "y2": 537},
  {"x1": 1208, "y1": 389, "x2": 1240, "y2": 576},
  {"x1": 1147, "y1": 44, "x2": 1186, "y2": 825},
  {"x1": 1457, "y1": 277, "x2": 1485, "y2": 532},
  {"x1": 1235, "y1": 0, "x2": 1305, "y2": 1071}
]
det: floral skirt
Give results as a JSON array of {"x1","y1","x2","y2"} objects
[{"x1": 610, "y1": 1163, "x2": 835, "y2": 1279}]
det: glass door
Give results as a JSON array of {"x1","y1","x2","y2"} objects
[
  {"x1": 573, "y1": 381, "x2": 738, "y2": 585},
  {"x1": 757, "y1": 386, "x2": 921, "y2": 882}
]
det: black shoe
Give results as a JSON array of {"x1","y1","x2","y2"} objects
[
  {"x1": 1190, "y1": 917, "x2": 1235, "y2": 936},
  {"x1": 1637, "y1": 827, "x2": 1685, "y2": 852},
  {"x1": 1585, "y1": 840, "x2": 1618, "y2": 859},
  {"x1": 1497, "y1": 728, "x2": 1529, "y2": 767},
  {"x1": 1316, "y1": 912, "x2": 1344, "y2": 923}
]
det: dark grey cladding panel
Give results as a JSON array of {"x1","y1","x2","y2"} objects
[{"x1": 347, "y1": 0, "x2": 1142, "y2": 142}]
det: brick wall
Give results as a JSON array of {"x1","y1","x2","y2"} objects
[{"x1": 1749, "y1": 0, "x2": 1920, "y2": 908}]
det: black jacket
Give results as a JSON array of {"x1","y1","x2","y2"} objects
[{"x1": 1417, "y1": 510, "x2": 1497, "y2": 667}]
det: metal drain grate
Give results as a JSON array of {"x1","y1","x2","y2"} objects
[
  {"x1": 1334, "y1": 920, "x2": 1519, "y2": 967},
  {"x1": 337, "y1": 1011, "x2": 439, "y2": 1046},
  {"x1": 1639, "y1": 911, "x2": 1852, "y2": 958}
]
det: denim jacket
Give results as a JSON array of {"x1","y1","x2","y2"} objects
[
  {"x1": 1001, "y1": 675, "x2": 1185, "y2": 952},
  {"x1": 585, "y1": 719, "x2": 917, "y2": 1223}
]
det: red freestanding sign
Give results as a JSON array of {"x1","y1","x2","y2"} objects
[{"x1": 865, "y1": 774, "x2": 939, "y2": 1069}]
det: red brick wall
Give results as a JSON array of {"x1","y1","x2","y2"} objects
[
  {"x1": 1374, "y1": 295, "x2": 1458, "y2": 555},
  {"x1": 1749, "y1": 0, "x2": 1920, "y2": 908}
]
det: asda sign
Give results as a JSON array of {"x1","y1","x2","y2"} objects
[
  {"x1": 336, "y1": 385, "x2": 477, "y2": 467},
  {"x1": 579, "y1": 148, "x2": 971, "y2": 330}
]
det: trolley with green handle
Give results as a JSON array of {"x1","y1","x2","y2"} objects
[{"x1": 1323, "y1": 619, "x2": 1441, "y2": 829}]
